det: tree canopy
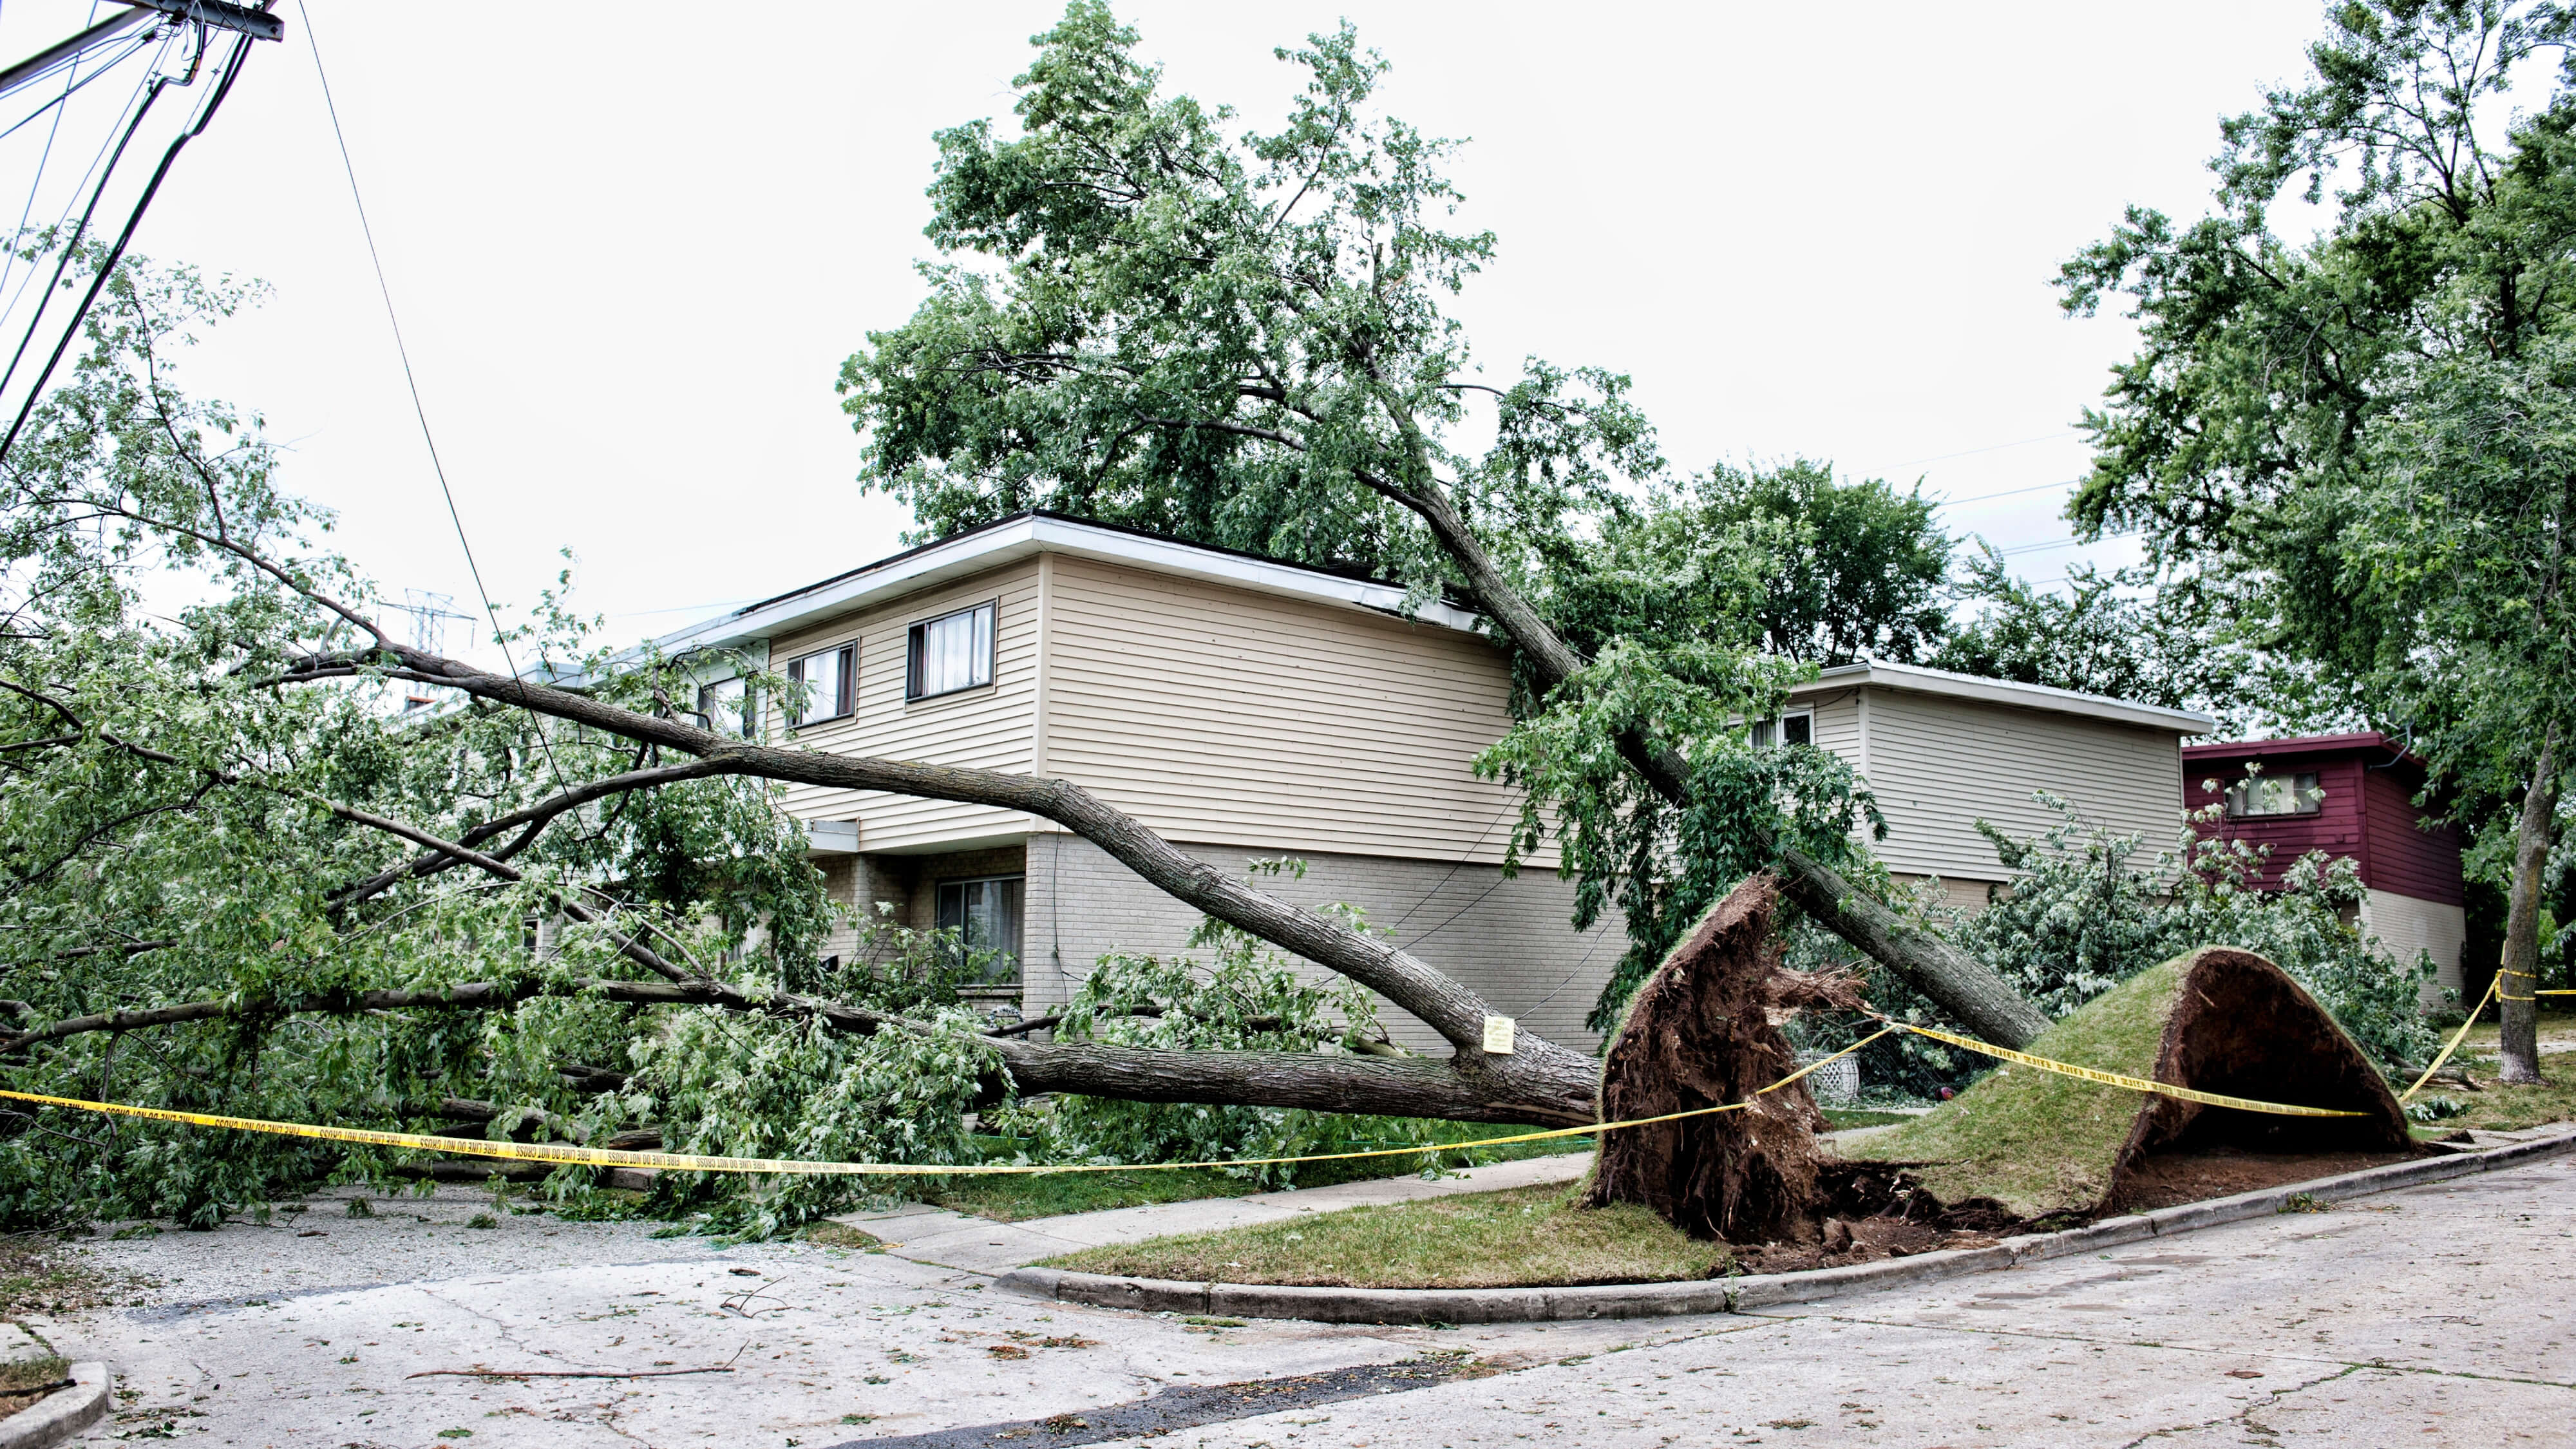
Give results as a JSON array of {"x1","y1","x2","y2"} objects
[{"x1": 2060, "y1": 0, "x2": 2576, "y2": 1074}]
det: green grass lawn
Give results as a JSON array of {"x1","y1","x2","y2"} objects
[
  {"x1": 1840, "y1": 960, "x2": 2184, "y2": 1218},
  {"x1": 919, "y1": 1126, "x2": 1598, "y2": 1223},
  {"x1": 1042, "y1": 1180, "x2": 1727, "y2": 1289},
  {"x1": 923, "y1": 1109, "x2": 1920, "y2": 1224},
  {"x1": 1821, "y1": 1108, "x2": 1915, "y2": 1131},
  {"x1": 2409, "y1": 1007, "x2": 2576, "y2": 1133}
]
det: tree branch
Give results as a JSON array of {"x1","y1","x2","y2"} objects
[
  {"x1": 327, "y1": 757, "x2": 755, "y2": 912},
  {"x1": 0, "y1": 976, "x2": 1598, "y2": 1126}
]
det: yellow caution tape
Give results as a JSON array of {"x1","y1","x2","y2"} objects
[
  {"x1": 0, "y1": 1029, "x2": 1893, "y2": 1179},
  {"x1": 0, "y1": 1005, "x2": 2372, "y2": 1184},
  {"x1": 1886, "y1": 1020, "x2": 2370, "y2": 1117},
  {"x1": 2400, "y1": 974, "x2": 2500, "y2": 1103}
]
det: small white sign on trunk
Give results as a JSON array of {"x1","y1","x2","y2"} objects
[{"x1": 1482, "y1": 1014, "x2": 1516, "y2": 1055}]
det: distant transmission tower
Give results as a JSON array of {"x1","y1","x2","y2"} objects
[{"x1": 377, "y1": 589, "x2": 471, "y2": 709}]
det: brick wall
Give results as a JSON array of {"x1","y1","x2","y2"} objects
[
  {"x1": 820, "y1": 845, "x2": 1029, "y2": 974},
  {"x1": 1018, "y1": 832, "x2": 1620, "y2": 1053}
]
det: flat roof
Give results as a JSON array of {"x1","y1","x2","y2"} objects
[
  {"x1": 650, "y1": 511, "x2": 1484, "y2": 658},
  {"x1": 2183, "y1": 731, "x2": 2425, "y2": 769},
  {"x1": 1788, "y1": 659, "x2": 2216, "y2": 734}
]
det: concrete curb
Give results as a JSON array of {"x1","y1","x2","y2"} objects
[
  {"x1": 996, "y1": 1128, "x2": 2576, "y2": 1325},
  {"x1": 0, "y1": 1361, "x2": 109, "y2": 1449}
]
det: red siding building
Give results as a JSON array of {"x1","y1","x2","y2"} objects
[{"x1": 2183, "y1": 732, "x2": 2466, "y2": 995}]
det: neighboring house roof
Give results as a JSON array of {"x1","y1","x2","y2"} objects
[
  {"x1": 1787, "y1": 660, "x2": 2216, "y2": 735},
  {"x1": 651, "y1": 511, "x2": 1483, "y2": 658},
  {"x1": 2181, "y1": 732, "x2": 2460, "y2": 904},
  {"x1": 2183, "y1": 730, "x2": 2423, "y2": 771}
]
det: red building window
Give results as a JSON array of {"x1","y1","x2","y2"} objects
[{"x1": 2225, "y1": 772, "x2": 2322, "y2": 819}]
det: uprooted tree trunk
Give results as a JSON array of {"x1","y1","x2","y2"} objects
[{"x1": 1588, "y1": 873, "x2": 1862, "y2": 1242}]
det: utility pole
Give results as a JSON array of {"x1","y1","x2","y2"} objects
[{"x1": 0, "y1": 1, "x2": 281, "y2": 102}]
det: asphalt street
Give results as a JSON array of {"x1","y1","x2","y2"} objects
[{"x1": 28, "y1": 1153, "x2": 2572, "y2": 1448}]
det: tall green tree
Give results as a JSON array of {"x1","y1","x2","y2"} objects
[
  {"x1": 2060, "y1": 0, "x2": 2576, "y2": 1077},
  {"x1": 841, "y1": 4, "x2": 2049, "y2": 1045},
  {"x1": 1930, "y1": 552, "x2": 2261, "y2": 730},
  {"x1": 1667, "y1": 460, "x2": 1951, "y2": 667}
]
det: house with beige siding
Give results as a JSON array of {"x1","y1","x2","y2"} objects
[
  {"x1": 653, "y1": 517, "x2": 2219, "y2": 1050},
  {"x1": 1774, "y1": 662, "x2": 2215, "y2": 905},
  {"x1": 653, "y1": 513, "x2": 1619, "y2": 1052}
]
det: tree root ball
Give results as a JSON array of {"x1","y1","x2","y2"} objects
[{"x1": 1586, "y1": 873, "x2": 1862, "y2": 1243}]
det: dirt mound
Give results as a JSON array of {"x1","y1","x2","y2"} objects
[{"x1": 1839, "y1": 947, "x2": 2419, "y2": 1218}]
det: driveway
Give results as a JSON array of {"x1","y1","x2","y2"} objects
[{"x1": 26, "y1": 1152, "x2": 2573, "y2": 1448}]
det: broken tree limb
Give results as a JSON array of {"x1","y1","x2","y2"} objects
[
  {"x1": 0, "y1": 977, "x2": 1604, "y2": 1127},
  {"x1": 285, "y1": 645, "x2": 1532, "y2": 1061}
]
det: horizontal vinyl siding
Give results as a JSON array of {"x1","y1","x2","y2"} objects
[
  {"x1": 1861, "y1": 687, "x2": 2188, "y2": 883},
  {"x1": 1043, "y1": 556, "x2": 1540, "y2": 866},
  {"x1": 1807, "y1": 690, "x2": 1862, "y2": 763},
  {"x1": 2361, "y1": 768, "x2": 2465, "y2": 904},
  {"x1": 2360, "y1": 888, "x2": 2467, "y2": 988},
  {"x1": 768, "y1": 562, "x2": 1041, "y2": 852}
]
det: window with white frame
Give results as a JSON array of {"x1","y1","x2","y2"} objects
[
  {"x1": 696, "y1": 676, "x2": 752, "y2": 738},
  {"x1": 785, "y1": 643, "x2": 856, "y2": 725},
  {"x1": 906, "y1": 601, "x2": 994, "y2": 700},
  {"x1": 935, "y1": 874, "x2": 1023, "y2": 985},
  {"x1": 2226, "y1": 771, "x2": 2322, "y2": 818},
  {"x1": 1750, "y1": 710, "x2": 1814, "y2": 748}
]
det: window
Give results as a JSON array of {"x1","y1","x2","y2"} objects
[
  {"x1": 1750, "y1": 710, "x2": 1814, "y2": 748},
  {"x1": 935, "y1": 875, "x2": 1023, "y2": 985},
  {"x1": 2227, "y1": 771, "x2": 2322, "y2": 818},
  {"x1": 786, "y1": 644, "x2": 855, "y2": 725},
  {"x1": 696, "y1": 676, "x2": 752, "y2": 738},
  {"x1": 907, "y1": 601, "x2": 995, "y2": 699}
]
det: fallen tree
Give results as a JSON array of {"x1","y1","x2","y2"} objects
[{"x1": 0, "y1": 8, "x2": 2065, "y2": 1231}]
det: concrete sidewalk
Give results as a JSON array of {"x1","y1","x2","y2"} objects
[{"x1": 834, "y1": 1150, "x2": 1595, "y2": 1274}]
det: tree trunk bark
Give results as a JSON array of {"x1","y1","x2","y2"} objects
[
  {"x1": 988, "y1": 1036, "x2": 1600, "y2": 1126},
  {"x1": 2497, "y1": 724, "x2": 2559, "y2": 1085},
  {"x1": 1769, "y1": 842, "x2": 2049, "y2": 1048}
]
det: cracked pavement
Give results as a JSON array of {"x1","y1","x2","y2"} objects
[{"x1": 24, "y1": 1153, "x2": 2573, "y2": 1447}]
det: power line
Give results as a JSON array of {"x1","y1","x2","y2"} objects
[
  {"x1": 0, "y1": 1, "x2": 101, "y2": 319},
  {"x1": 0, "y1": 28, "x2": 151, "y2": 143},
  {"x1": 0, "y1": 28, "x2": 166, "y2": 338},
  {"x1": 0, "y1": 27, "x2": 251, "y2": 464},
  {"x1": 297, "y1": 1, "x2": 569, "y2": 793},
  {"x1": 1929, "y1": 477, "x2": 2081, "y2": 511}
]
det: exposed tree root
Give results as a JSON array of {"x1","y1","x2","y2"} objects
[{"x1": 1586, "y1": 873, "x2": 1863, "y2": 1243}]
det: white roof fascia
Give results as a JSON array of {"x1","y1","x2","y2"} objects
[
  {"x1": 650, "y1": 515, "x2": 1484, "y2": 659},
  {"x1": 1790, "y1": 660, "x2": 2216, "y2": 735}
]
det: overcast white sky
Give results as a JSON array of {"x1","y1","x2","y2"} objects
[{"x1": 0, "y1": 1, "x2": 2340, "y2": 659}]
